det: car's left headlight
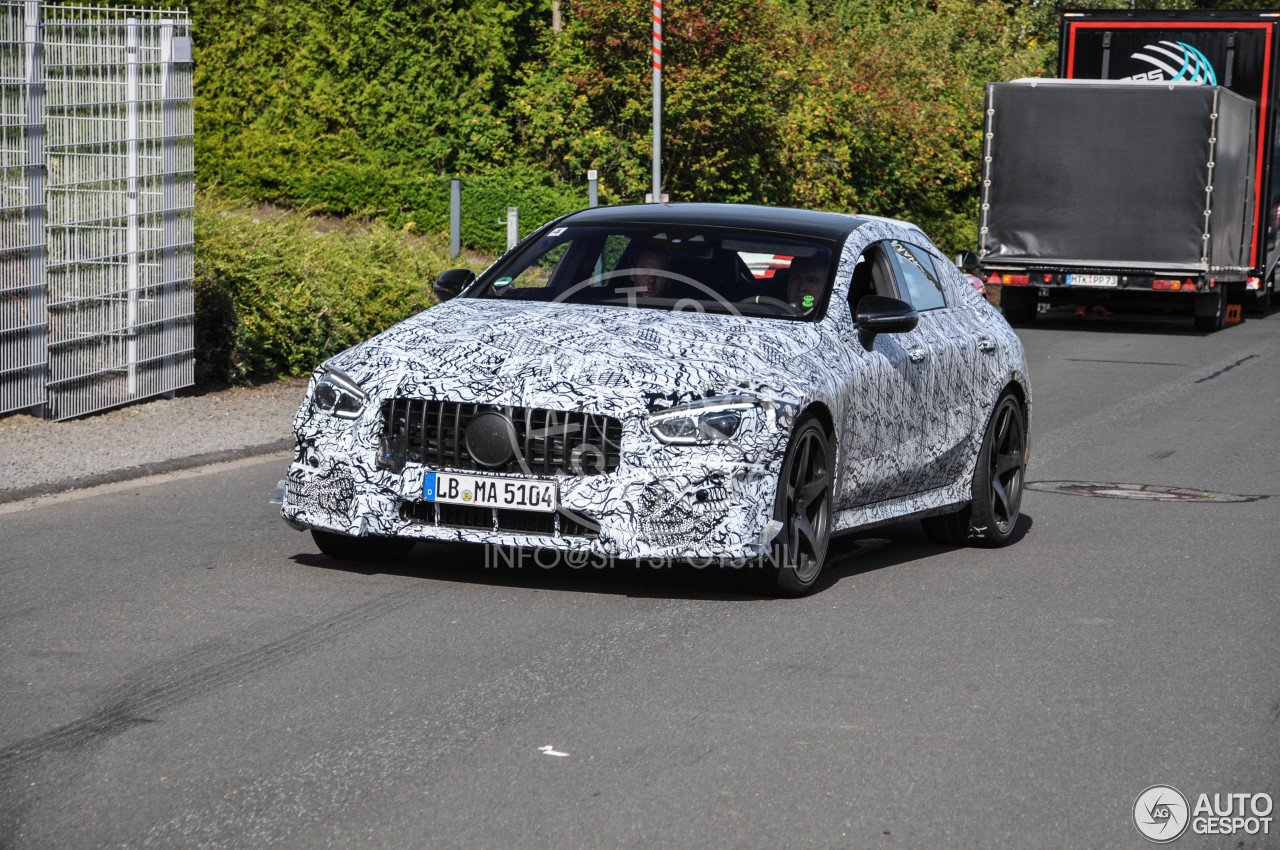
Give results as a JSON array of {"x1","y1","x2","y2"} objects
[
  {"x1": 647, "y1": 397, "x2": 762, "y2": 445},
  {"x1": 311, "y1": 366, "x2": 368, "y2": 419}
]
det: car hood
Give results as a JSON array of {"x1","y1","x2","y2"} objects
[{"x1": 326, "y1": 298, "x2": 822, "y2": 416}]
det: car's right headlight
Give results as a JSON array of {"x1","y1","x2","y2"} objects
[
  {"x1": 311, "y1": 366, "x2": 367, "y2": 420},
  {"x1": 646, "y1": 396, "x2": 762, "y2": 445}
]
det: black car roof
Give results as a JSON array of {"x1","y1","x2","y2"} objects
[{"x1": 561, "y1": 203, "x2": 868, "y2": 242}]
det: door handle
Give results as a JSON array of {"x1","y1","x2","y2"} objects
[
  {"x1": 977, "y1": 336, "x2": 996, "y2": 353},
  {"x1": 907, "y1": 344, "x2": 928, "y2": 363}
]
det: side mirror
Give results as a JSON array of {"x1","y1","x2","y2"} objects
[
  {"x1": 433, "y1": 268, "x2": 475, "y2": 302},
  {"x1": 954, "y1": 250, "x2": 979, "y2": 274},
  {"x1": 855, "y1": 295, "x2": 918, "y2": 352}
]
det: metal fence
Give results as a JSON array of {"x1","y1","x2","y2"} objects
[
  {"x1": 0, "y1": 1, "x2": 45, "y2": 416},
  {"x1": 0, "y1": 0, "x2": 192, "y2": 420}
]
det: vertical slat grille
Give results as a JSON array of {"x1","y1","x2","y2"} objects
[{"x1": 379, "y1": 399, "x2": 623, "y2": 477}]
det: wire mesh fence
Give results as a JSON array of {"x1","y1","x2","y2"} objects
[
  {"x1": 0, "y1": 0, "x2": 46, "y2": 416},
  {"x1": 42, "y1": 3, "x2": 193, "y2": 419},
  {"x1": 0, "y1": 1, "x2": 193, "y2": 420}
]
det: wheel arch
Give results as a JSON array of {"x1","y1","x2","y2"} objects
[
  {"x1": 798, "y1": 400, "x2": 835, "y2": 440},
  {"x1": 1002, "y1": 370, "x2": 1032, "y2": 440}
]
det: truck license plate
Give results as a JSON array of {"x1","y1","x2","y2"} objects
[
  {"x1": 1066, "y1": 274, "x2": 1118, "y2": 288},
  {"x1": 425, "y1": 471, "x2": 558, "y2": 513}
]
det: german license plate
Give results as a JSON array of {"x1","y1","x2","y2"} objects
[
  {"x1": 424, "y1": 471, "x2": 557, "y2": 513},
  {"x1": 1066, "y1": 274, "x2": 1118, "y2": 288}
]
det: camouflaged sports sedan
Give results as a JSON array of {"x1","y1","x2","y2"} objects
[{"x1": 280, "y1": 204, "x2": 1030, "y2": 596}]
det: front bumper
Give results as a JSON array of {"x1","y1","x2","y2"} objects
[{"x1": 281, "y1": 418, "x2": 789, "y2": 561}]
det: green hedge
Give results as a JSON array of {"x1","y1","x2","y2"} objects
[
  {"x1": 193, "y1": 198, "x2": 486, "y2": 384},
  {"x1": 276, "y1": 163, "x2": 588, "y2": 256}
]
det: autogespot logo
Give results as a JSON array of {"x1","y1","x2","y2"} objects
[{"x1": 1134, "y1": 785, "x2": 1190, "y2": 843}]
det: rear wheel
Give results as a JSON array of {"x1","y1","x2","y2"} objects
[
  {"x1": 311, "y1": 529, "x2": 415, "y2": 562},
  {"x1": 1246, "y1": 282, "x2": 1270, "y2": 316},
  {"x1": 1194, "y1": 289, "x2": 1225, "y2": 332},
  {"x1": 759, "y1": 418, "x2": 832, "y2": 597},
  {"x1": 922, "y1": 391, "x2": 1027, "y2": 548}
]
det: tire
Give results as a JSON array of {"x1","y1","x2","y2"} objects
[
  {"x1": 1193, "y1": 312, "x2": 1222, "y2": 333},
  {"x1": 1194, "y1": 290, "x2": 1225, "y2": 333},
  {"x1": 1246, "y1": 284, "x2": 1269, "y2": 316},
  {"x1": 922, "y1": 391, "x2": 1027, "y2": 548},
  {"x1": 759, "y1": 417, "x2": 833, "y2": 597},
  {"x1": 920, "y1": 506, "x2": 968, "y2": 546},
  {"x1": 1001, "y1": 287, "x2": 1036, "y2": 325},
  {"x1": 311, "y1": 529, "x2": 415, "y2": 563}
]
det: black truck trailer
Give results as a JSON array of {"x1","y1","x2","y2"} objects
[{"x1": 978, "y1": 10, "x2": 1280, "y2": 330}]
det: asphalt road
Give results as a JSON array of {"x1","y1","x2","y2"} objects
[{"x1": 1, "y1": 308, "x2": 1277, "y2": 849}]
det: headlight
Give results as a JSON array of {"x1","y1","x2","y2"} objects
[
  {"x1": 647, "y1": 397, "x2": 760, "y2": 445},
  {"x1": 311, "y1": 366, "x2": 368, "y2": 419}
]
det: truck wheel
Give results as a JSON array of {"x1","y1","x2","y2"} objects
[
  {"x1": 1271, "y1": 273, "x2": 1280, "y2": 307},
  {"x1": 1246, "y1": 282, "x2": 1270, "y2": 316},
  {"x1": 1193, "y1": 313, "x2": 1221, "y2": 332},
  {"x1": 1001, "y1": 287, "x2": 1036, "y2": 325},
  {"x1": 1194, "y1": 290, "x2": 1225, "y2": 332},
  {"x1": 312, "y1": 529, "x2": 415, "y2": 562}
]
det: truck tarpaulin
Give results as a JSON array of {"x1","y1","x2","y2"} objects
[{"x1": 979, "y1": 80, "x2": 1256, "y2": 275}]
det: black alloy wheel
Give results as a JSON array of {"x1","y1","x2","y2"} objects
[
  {"x1": 763, "y1": 417, "x2": 833, "y2": 597},
  {"x1": 311, "y1": 529, "x2": 415, "y2": 563},
  {"x1": 922, "y1": 390, "x2": 1026, "y2": 547},
  {"x1": 979, "y1": 394, "x2": 1026, "y2": 541}
]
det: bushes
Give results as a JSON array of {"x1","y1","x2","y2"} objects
[
  {"x1": 193, "y1": 198, "x2": 484, "y2": 384},
  {"x1": 275, "y1": 164, "x2": 588, "y2": 256}
]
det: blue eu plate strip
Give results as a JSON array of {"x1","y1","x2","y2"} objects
[{"x1": 424, "y1": 472, "x2": 437, "y2": 501}]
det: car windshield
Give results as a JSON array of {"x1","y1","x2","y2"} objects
[{"x1": 465, "y1": 225, "x2": 836, "y2": 320}]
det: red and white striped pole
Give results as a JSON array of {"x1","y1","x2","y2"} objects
[{"x1": 651, "y1": 0, "x2": 662, "y2": 203}]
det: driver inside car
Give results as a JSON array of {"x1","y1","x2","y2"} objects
[
  {"x1": 628, "y1": 245, "x2": 673, "y2": 298},
  {"x1": 786, "y1": 255, "x2": 828, "y2": 313}
]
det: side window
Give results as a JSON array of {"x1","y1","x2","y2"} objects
[
  {"x1": 598, "y1": 234, "x2": 632, "y2": 276},
  {"x1": 848, "y1": 241, "x2": 899, "y2": 313},
  {"x1": 499, "y1": 238, "x2": 574, "y2": 290},
  {"x1": 889, "y1": 240, "x2": 946, "y2": 311}
]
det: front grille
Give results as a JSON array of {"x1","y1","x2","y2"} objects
[
  {"x1": 400, "y1": 501, "x2": 597, "y2": 538},
  {"x1": 378, "y1": 399, "x2": 623, "y2": 476}
]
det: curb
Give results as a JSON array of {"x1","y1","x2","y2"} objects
[{"x1": 0, "y1": 438, "x2": 294, "y2": 505}]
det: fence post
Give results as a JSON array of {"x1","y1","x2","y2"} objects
[
  {"x1": 160, "y1": 20, "x2": 176, "y2": 398},
  {"x1": 507, "y1": 207, "x2": 518, "y2": 251},
  {"x1": 125, "y1": 18, "x2": 140, "y2": 395},
  {"x1": 24, "y1": 0, "x2": 45, "y2": 417},
  {"x1": 449, "y1": 178, "x2": 461, "y2": 260},
  {"x1": 588, "y1": 169, "x2": 598, "y2": 208}
]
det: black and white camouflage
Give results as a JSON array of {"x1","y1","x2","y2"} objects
[{"x1": 281, "y1": 207, "x2": 1030, "y2": 561}]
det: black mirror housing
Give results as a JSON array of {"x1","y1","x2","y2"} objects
[
  {"x1": 855, "y1": 295, "x2": 919, "y2": 351},
  {"x1": 433, "y1": 268, "x2": 475, "y2": 302},
  {"x1": 954, "y1": 250, "x2": 980, "y2": 273}
]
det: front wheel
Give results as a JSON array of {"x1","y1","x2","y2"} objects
[
  {"x1": 759, "y1": 417, "x2": 833, "y2": 597},
  {"x1": 311, "y1": 529, "x2": 415, "y2": 563},
  {"x1": 922, "y1": 391, "x2": 1027, "y2": 547}
]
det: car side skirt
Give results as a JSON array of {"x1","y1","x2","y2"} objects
[{"x1": 831, "y1": 481, "x2": 970, "y2": 536}]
